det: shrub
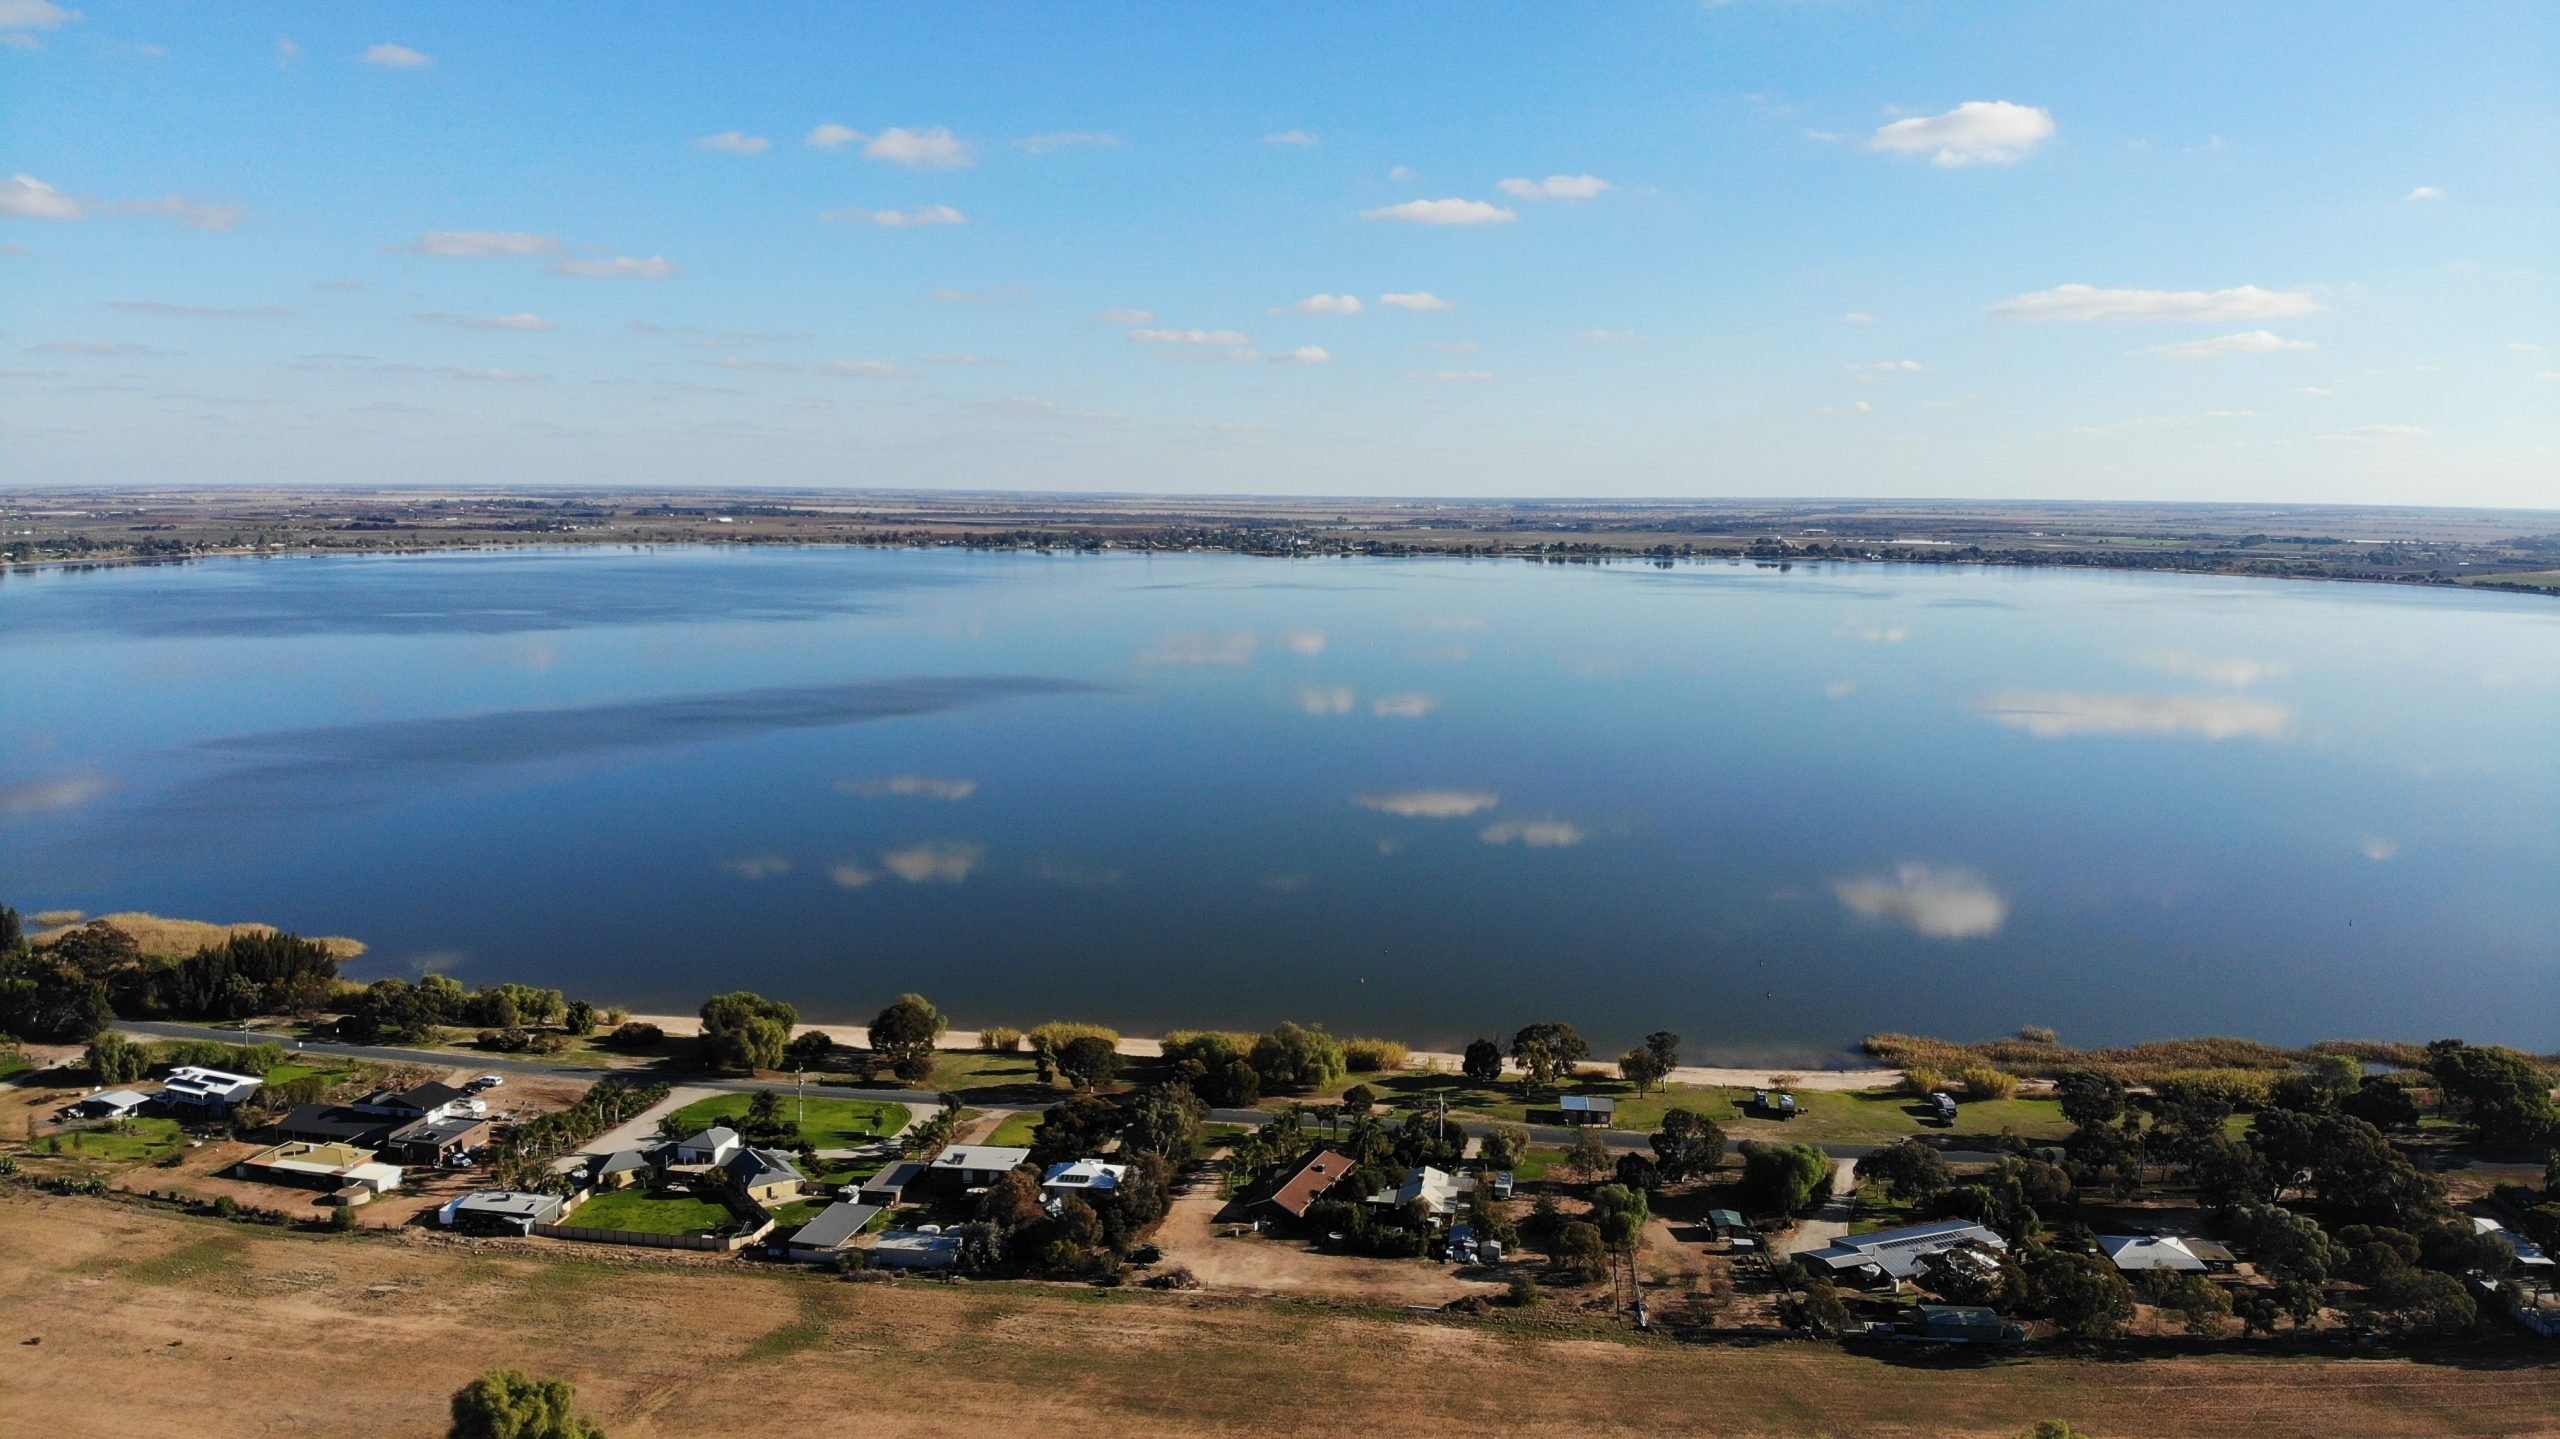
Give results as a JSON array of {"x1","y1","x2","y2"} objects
[
  {"x1": 979, "y1": 1026, "x2": 1023, "y2": 1052},
  {"x1": 1960, "y1": 1066, "x2": 2021, "y2": 1101},
  {"x1": 2018, "y1": 1026, "x2": 2060, "y2": 1045},
  {"x1": 1904, "y1": 1066, "x2": 1951, "y2": 1097},
  {"x1": 1507, "y1": 1275, "x2": 1542, "y2": 1307},
  {"x1": 1342, "y1": 1037, "x2": 1410, "y2": 1073},
  {"x1": 604, "y1": 1021, "x2": 663, "y2": 1049},
  {"x1": 1027, "y1": 1021, "x2": 1120, "y2": 1054},
  {"x1": 449, "y1": 1368, "x2": 604, "y2": 1439}
]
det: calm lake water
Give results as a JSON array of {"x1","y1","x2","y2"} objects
[{"x1": 4, "y1": 546, "x2": 2555, "y2": 1065}]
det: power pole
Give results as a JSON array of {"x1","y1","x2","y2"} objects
[{"x1": 795, "y1": 1068, "x2": 805, "y2": 1128}]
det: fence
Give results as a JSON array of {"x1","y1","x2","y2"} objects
[{"x1": 531, "y1": 1217, "x2": 775, "y2": 1252}]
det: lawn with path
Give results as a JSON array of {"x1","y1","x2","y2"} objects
[{"x1": 666, "y1": 1093, "x2": 910, "y2": 1149}]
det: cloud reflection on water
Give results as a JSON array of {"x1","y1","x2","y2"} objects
[
  {"x1": 1831, "y1": 863, "x2": 2009, "y2": 939},
  {"x1": 1975, "y1": 691, "x2": 2294, "y2": 741}
]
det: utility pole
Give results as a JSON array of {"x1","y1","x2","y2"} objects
[{"x1": 795, "y1": 1068, "x2": 805, "y2": 1128}]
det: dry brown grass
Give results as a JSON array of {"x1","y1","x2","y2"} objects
[{"x1": 29, "y1": 911, "x2": 365, "y2": 960}]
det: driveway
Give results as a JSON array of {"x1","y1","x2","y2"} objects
[{"x1": 1774, "y1": 1157, "x2": 1861, "y2": 1257}]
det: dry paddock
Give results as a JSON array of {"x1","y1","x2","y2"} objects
[{"x1": 5, "y1": 1192, "x2": 2556, "y2": 1439}]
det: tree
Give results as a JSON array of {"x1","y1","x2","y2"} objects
[
  {"x1": 2363, "y1": 1266, "x2": 2477, "y2": 1337},
  {"x1": 868, "y1": 994, "x2": 947, "y2": 1083},
  {"x1": 1916, "y1": 1241, "x2": 2025, "y2": 1309},
  {"x1": 1550, "y1": 1220, "x2": 1607, "y2": 1283},
  {"x1": 561, "y1": 1000, "x2": 596, "y2": 1037},
  {"x1": 85, "y1": 1030, "x2": 150, "y2": 1085},
  {"x1": 449, "y1": 1369, "x2": 604, "y2": 1439},
  {"x1": 1589, "y1": 1183, "x2": 1649, "y2": 1252},
  {"x1": 1617, "y1": 1047, "x2": 1670, "y2": 1097},
  {"x1": 2426, "y1": 1040, "x2": 2558, "y2": 1144},
  {"x1": 1614, "y1": 1152, "x2": 1663, "y2": 1192},
  {"x1": 1121, "y1": 1083, "x2": 1207, "y2": 1163},
  {"x1": 1776, "y1": 1275, "x2": 1850, "y2": 1337},
  {"x1": 1461, "y1": 1038, "x2": 1505, "y2": 1086},
  {"x1": 1565, "y1": 1128, "x2": 1613, "y2": 1181},
  {"x1": 2229, "y1": 1204, "x2": 2344, "y2": 1286},
  {"x1": 1861, "y1": 1138, "x2": 1953, "y2": 1202},
  {"x1": 698, "y1": 991, "x2": 796, "y2": 1072},
  {"x1": 1249, "y1": 1022, "x2": 1346, "y2": 1092},
  {"x1": 1738, "y1": 1141, "x2": 1832, "y2": 1214},
  {"x1": 1509, "y1": 1022, "x2": 1589, "y2": 1094},
  {"x1": 2055, "y1": 1069, "x2": 2128, "y2": 1131},
  {"x1": 1058, "y1": 1034, "x2": 1123, "y2": 1090},
  {"x1": 1030, "y1": 1092, "x2": 1121, "y2": 1167},
  {"x1": 1649, "y1": 1108, "x2": 1726, "y2": 1182},
  {"x1": 1641, "y1": 1030, "x2": 1682, "y2": 1072},
  {"x1": 2023, "y1": 1248, "x2": 2135, "y2": 1339},
  {"x1": 784, "y1": 1029, "x2": 835, "y2": 1071},
  {"x1": 2339, "y1": 1075, "x2": 2421, "y2": 1130},
  {"x1": 2157, "y1": 1271, "x2": 2235, "y2": 1337},
  {"x1": 1481, "y1": 1123, "x2": 1531, "y2": 1172}
]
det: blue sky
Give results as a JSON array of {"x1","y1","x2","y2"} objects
[{"x1": 3, "y1": 1, "x2": 2553, "y2": 504}]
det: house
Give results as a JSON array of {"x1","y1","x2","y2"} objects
[
  {"x1": 1906, "y1": 1304, "x2": 2026, "y2": 1344},
  {"x1": 234, "y1": 1140, "x2": 403, "y2": 1194},
  {"x1": 158, "y1": 1066, "x2": 262, "y2": 1114},
  {"x1": 869, "y1": 1229, "x2": 960, "y2": 1270},
  {"x1": 1368, "y1": 1166, "x2": 1475, "y2": 1222},
  {"x1": 1800, "y1": 1220, "x2": 2008, "y2": 1286},
  {"x1": 858, "y1": 1159, "x2": 928, "y2": 1207},
  {"x1": 925, "y1": 1145, "x2": 1031, "y2": 1193},
  {"x1": 724, "y1": 1146, "x2": 808, "y2": 1203},
  {"x1": 383, "y1": 1114, "x2": 491, "y2": 1167},
  {"x1": 1256, "y1": 1149, "x2": 1353, "y2": 1221},
  {"x1": 784, "y1": 1202, "x2": 883, "y2": 1263},
  {"x1": 348, "y1": 1082, "x2": 469, "y2": 1121},
  {"x1": 1707, "y1": 1208, "x2": 1748, "y2": 1239},
  {"x1": 444, "y1": 1190, "x2": 568, "y2": 1235},
  {"x1": 588, "y1": 1148, "x2": 653, "y2": 1191},
  {"x1": 272, "y1": 1103, "x2": 401, "y2": 1147},
  {"x1": 1558, "y1": 1094, "x2": 1617, "y2": 1127},
  {"x1": 1041, "y1": 1159, "x2": 1128, "y2": 1200},
  {"x1": 667, "y1": 1126, "x2": 743, "y2": 1168},
  {"x1": 63, "y1": 1090, "x2": 152, "y2": 1121},
  {"x1": 2476, "y1": 1217, "x2": 2556, "y2": 1269},
  {"x1": 2097, "y1": 1235, "x2": 2210, "y2": 1274}
]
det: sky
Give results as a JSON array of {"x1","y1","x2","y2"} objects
[{"x1": 2, "y1": 1, "x2": 2554, "y2": 506}]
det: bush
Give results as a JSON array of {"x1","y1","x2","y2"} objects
[
  {"x1": 2017, "y1": 1026, "x2": 2060, "y2": 1045},
  {"x1": 979, "y1": 1026, "x2": 1023, "y2": 1052},
  {"x1": 1960, "y1": 1066, "x2": 2021, "y2": 1101},
  {"x1": 1507, "y1": 1275, "x2": 1542, "y2": 1308},
  {"x1": 604, "y1": 1021, "x2": 663, "y2": 1049},
  {"x1": 1342, "y1": 1037, "x2": 1409, "y2": 1073},
  {"x1": 1027, "y1": 1021, "x2": 1120, "y2": 1054},
  {"x1": 449, "y1": 1368, "x2": 604, "y2": 1439},
  {"x1": 1738, "y1": 1141, "x2": 1833, "y2": 1214},
  {"x1": 1904, "y1": 1066, "x2": 1951, "y2": 1097}
]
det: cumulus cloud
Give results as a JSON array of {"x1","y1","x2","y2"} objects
[
  {"x1": 2, "y1": 175, "x2": 86, "y2": 221},
  {"x1": 1297, "y1": 686, "x2": 1357, "y2": 715},
  {"x1": 806, "y1": 123, "x2": 864, "y2": 150},
  {"x1": 719, "y1": 855, "x2": 793, "y2": 880},
  {"x1": 1496, "y1": 174, "x2": 1612, "y2": 199},
  {"x1": 828, "y1": 862, "x2": 877, "y2": 889},
  {"x1": 2321, "y1": 424, "x2": 2430, "y2": 443},
  {"x1": 1139, "y1": 631, "x2": 1258, "y2": 665},
  {"x1": 1371, "y1": 692, "x2": 1440, "y2": 718},
  {"x1": 1354, "y1": 789, "x2": 1499, "y2": 819},
  {"x1": 1380, "y1": 291, "x2": 1452, "y2": 311},
  {"x1": 416, "y1": 311, "x2": 553, "y2": 332},
  {"x1": 1992, "y1": 284, "x2": 2323, "y2": 323},
  {"x1": 1128, "y1": 327, "x2": 1250, "y2": 346},
  {"x1": 550, "y1": 255, "x2": 678, "y2": 278},
  {"x1": 0, "y1": 774, "x2": 108, "y2": 815},
  {"x1": 2135, "y1": 652, "x2": 2290, "y2": 687},
  {"x1": 823, "y1": 203, "x2": 967, "y2": 228},
  {"x1": 1975, "y1": 691, "x2": 2294, "y2": 741},
  {"x1": 360, "y1": 42, "x2": 430, "y2": 68},
  {"x1": 1015, "y1": 131, "x2": 1118, "y2": 154},
  {"x1": 1271, "y1": 345, "x2": 1331, "y2": 365},
  {"x1": 1842, "y1": 312, "x2": 1877, "y2": 324},
  {"x1": 696, "y1": 131, "x2": 771, "y2": 155},
  {"x1": 1097, "y1": 308, "x2": 1154, "y2": 325},
  {"x1": 1364, "y1": 198, "x2": 1517, "y2": 226},
  {"x1": 880, "y1": 841, "x2": 985, "y2": 883},
  {"x1": 1867, "y1": 101, "x2": 2054, "y2": 166},
  {"x1": 1850, "y1": 359, "x2": 1925, "y2": 373},
  {"x1": 836, "y1": 775, "x2": 977, "y2": 801},
  {"x1": 0, "y1": 1, "x2": 80, "y2": 37},
  {"x1": 1276, "y1": 293, "x2": 1364, "y2": 316},
  {"x1": 2405, "y1": 185, "x2": 2445, "y2": 201},
  {"x1": 1479, "y1": 818, "x2": 1586, "y2": 848},
  {"x1": 2141, "y1": 330, "x2": 2318, "y2": 360},
  {"x1": 404, "y1": 230, "x2": 563, "y2": 258},
  {"x1": 866, "y1": 126, "x2": 973, "y2": 168},
  {"x1": 1831, "y1": 863, "x2": 2009, "y2": 939},
  {"x1": 1264, "y1": 130, "x2": 1320, "y2": 146}
]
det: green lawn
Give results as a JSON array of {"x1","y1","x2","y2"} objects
[
  {"x1": 1510, "y1": 1147, "x2": 1565, "y2": 1182},
  {"x1": 260, "y1": 1060, "x2": 351, "y2": 1087},
  {"x1": 983, "y1": 1110, "x2": 1041, "y2": 1147},
  {"x1": 567, "y1": 1188, "x2": 736, "y2": 1236},
  {"x1": 666, "y1": 1094, "x2": 910, "y2": 1149},
  {"x1": 42, "y1": 1118, "x2": 187, "y2": 1165},
  {"x1": 1305, "y1": 1073, "x2": 2069, "y2": 1148},
  {"x1": 0, "y1": 1050, "x2": 30, "y2": 1080}
]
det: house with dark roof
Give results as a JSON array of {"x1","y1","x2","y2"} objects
[
  {"x1": 349, "y1": 1082, "x2": 468, "y2": 1120},
  {"x1": 1255, "y1": 1148, "x2": 1353, "y2": 1221},
  {"x1": 784, "y1": 1202, "x2": 884, "y2": 1263},
  {"x1": 1558, "y1": 1094, "x2": 1617, "y2": 1126},
  {"x1": 272, "y1": 1103, "x2": 401, "y2": 1148},
  {"x1": 858, "y1": 1160, "x2": 927, "y2": 1207},
  {"x1": 724, "y1": 1146, "x2": 808, "y2": 1203},
  {"x1": 383, "y1": 1114, "x2": 492, "y2": 1166},
  {"x1": 443, "y1": 1190, "x2": 569, "y2": 1235},
  {"x1": 1905, "y1": 1304, "x2": 2026, "y2": 1344},
  {"x1": 589, "y1": 1148, "x2": 653, "y2": 1190}
]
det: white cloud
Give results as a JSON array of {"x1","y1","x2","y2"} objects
[
  {"x1": 2135, "y1": 652, "x2": 2289, "y2": 687},
  {"x1": 1297, "y1": 686, "x2": 1356, "y2": 715},
  {"x1": 275, "y1": 35, "x2": 298, "y2": 65},
  {"x1": 1975, "y1": 691, "x2": 2294, "y2": 741},
  {"x1": 1496, "y1": 174, "x2": 1612, "y2": 200},
  {"x1": 0, "y1": 174, "x2": 83, "y2": 221},
  {"x1": 1097, "y1": 308, "x2": 1154, "y2": 325},
  {"x1": 1867, "y1": 101, "x2": 2054, "y2": 166},
  {"x1": 719, "y1": 855, "x2": 793, "y2": 880},
  {"x1": 1479, "y1": 818, "x2": 1586, "y2": 848},
  {"x1": 1831, "y1": 864, "x2": 2008, "y2": 939},
  {"x1": 1264, "y1": 130, "x2": 1320, "y2": 146},
  {"x1": 866, "y1": 126, "x2": 973, "y2": 168},
  {"x1": 1271, "y1": 345, "x2": 1331, "y2": 365},
  {"x1": 1354, "y1": 789, "x2": 1499, "y2": 819},
  {"x1": 1411, "y1": 369, "x2": 1495, "y2": 382},
  {"x1": 1016, "y1": 131, "x2": 1118, "y2": 154},
  {"x1": 2141, "y1": 329, "x2": 2318, "y2": 360},
  {"x1": 417, "y1": 311, "x2": 554, "y2": 332},
  {"x1": 2405, "y1": 185, "x2": 2445, "y2": 201},
  {"x1": 696, "y1": 131, "x2": 770, "y2": 155},
  {"x1": 1837, "y1": 623, "x2": 1909, "y2": 644},
  {"x1": 2507, "y1": 342, "x2": 2544, "y2": 354},
  {"x1": 1822, "y1": 400, "x2": 1874, "y2": 416},
  {"x1": 1280, "y1": 630, "x2": 1326, "y2": 655},
  {"x1": 1842, "y1": 312, "x2": 1877, "y2": 324},
  {"x1": 2321, "y1": 424, "x2": 2431, "y2": 443},
  {"x1": 1364, "y1": 198, "x2": 1517, "y2": 226},
  {"x1": 1371, "y1": 692, "x2": 1440, "y2": 718},
  {"x1": 1992, "y1": 283, "x2": 2323, "y2": 323},
  {"x1": 114, "y1": 196, "x2": 247, "y2": 231},
  {"x1": 406, "y1": 230, "x2": 563, "y2": 258},
  {"x1": 806, "y1": 123, "x2": 865, "y2": 150},
  {"x1": 0, "y1": 2, "x2": 80, "y2": 35},
  {"x1": 2360, "y1": 838, "x2": 2399, "y2": 862},
  {"x1": 360, "y1": 42, "x2": 430, "y2": 68},
  {"x1": 550, "y1": 255, "x2": 678, "y2": 278},
  {"x1": 1380, "y1": 291, "x2": 1452, "y2": 311},
  {"x1": 0, "y1": 775, "x2": 107, "y2": 814},
  {"x1": 1579, "y1": 328, "x2": 1639, "y2": 343},
  {"x1": 107, "y1": 300, "x2": 289, "y2": 318},
  {"x1": 880, "y1": 841, "x2": 985, "y2": 884},
  {"x1": 1275, "y1": 293, "x2": 1363, "y2": 316},
  {"x1": 828, "y1": 862, "x2": 877, "y2": 889},
  {"x1": 1129, "y1": 327, "x2": 1250, "y2": 346},
  {"x1": 915, "y1": 352, "x2": 994, "y2": 365},
  {"x1": 823, "y1": 203, "x2": 967, "y2": 228},
  {"x1": 1388, "y1": 165, "x2": 1417, "y2": 182},
  {"x1": 837, "y1": 775, "x2": 976, "y2": 800},
  {"x1": 2291, "y1": 386, "x2": 2333, "y2": 397},
  {"x1": 1138, "y1": 631, "x2": 1258, "y2": 665},
  {"x1": 439, "y1": 367, "x2": 547, "y2": 383},
  {"x1": 822, "y1": 359, "x2": 912, "y2": 379},
  {"x1": 1850, "y1": 359, "x2": 1925, "y2": 373}
]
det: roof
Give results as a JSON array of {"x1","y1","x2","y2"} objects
[
  {"x1": 2097, "y1": 1235, "x2": 2207, "y2": 1272},
  {"x1": 387, "y1": 1115, "x2": 489, "y2": 1148},
  {"x1": 726, "y1": 1147, "x2": 807, "y2": 1187},
  {"x1": 1914, "y1": 1304, "x2": 2009, "y2": 1337},
  {"x1": 82, "y1": 1090, "x2": 152, "y2": 1109},
  {"x1": 1707, "y1": 1208, "x2": 1746, "y2": 1228},
  {"x1": 1559, "y1": 1094, "x2": 1616, "y2": 1113},
  {"x1": 860, "y1": 1160, "x2": 928, "y2": 1195},
  {"x1": 871, "y1": 1230, "x2": 960, "y2": 1266},
  {"x1": 678, "y1": 1126, "x2": 741, "y2": 1152},
  {"x1": 1260, "y1": 1149, "x2": 1354, "y2": 1219},
  {"x1": 790, "y1": 1202, "x2": 883, "y2": 1250},
  {"x1": 274, "y1": 1104, "x2": 398, "y2": 1145},
  {"x1": 1373, "y1": 1166, "x2": 1474, "y2": 1215},
  {"x1": 452, "y1": 1190, "x2": 565, "y2": 1220},
  {"x1": 1802, "y1": 1221, "x2": 2007, "y2": 1281},
  {"x1": 166, "y1": 1066, "x2": 260, "y2": 1087},
  {"x1": 1041, "y1": 1159, "x2": 1128, "y2": 1192},
  {"x1": 2475, "y1": 1218, "x2": 2555, "y2": 1266},
  {"x1": 161, "y1": 1068, "x2": 261, "y2": 1101},
  {"x1": 931, "y1": 1145, "x2": 1031, "y2": 1172},
  {"x1": 594, "y1": 1148, "x2": 652, "y2": 1176}
]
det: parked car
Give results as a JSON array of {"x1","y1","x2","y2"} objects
[
  {"x1": 1928, "y1": 1092, "x2": 1959, "y2": 1123},
  {"x1": 466, "y1": 1075, "x2": 505, "y2": 1092}
]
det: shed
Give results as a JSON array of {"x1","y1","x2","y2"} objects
[
  {"x1": 444, "y1": 1190, "x2": 568, "y2": 1235},
  {"x1": 1558, "y1": 1094, "x2": 1617, "y2": 1126},
  {"x1": 1707, "y1": 1208, "x2": 1747, "y2": 1236},
  {"x1": 1910, "y1": 1304, "x2": 2021, "y2": 1344},
  {"x1": 869, "y1": 1229, "x2": 960, "y2": 1270},
  {"x1": 785, "y1": 1202, "x2": 884, "y2": 1262},
  {"x1": 384, "y1": 1114, "x2": 492, "y2": 1166},
  {"x1": 67, "y1": 1090, "x2": 152, "y2": 1120},
  {"x1": 858, "y1": 1160, "x2": 928, "y2": 1206}
]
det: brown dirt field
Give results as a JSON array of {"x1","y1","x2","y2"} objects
[
  {"x1": 1152, "y1": 1185, "x2": 1509, "y2": 1305},
  {"x1": 4, "y1": 1192, "x2": 2556, "y2": 1439}
]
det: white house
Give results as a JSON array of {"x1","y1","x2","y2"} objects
[
  {"x1": 157, "y1": 1066, "x2": 263, "y2": 1113},
  {"x1": 64, "y1": 1090, "x2": 152, "y2": 1121},
  {"x1": 927, "y1": 1145, "x2": 1030, "y2": 1191},
  {"x1": 2097, "y1": 1235, "x2": 2208, "y2": 1273},
  {"x1": 1800, "y1": 1220, "x2": 2009, "y2": 1285},
  {"x1": 1041, "y1": 1159, "x2": 1128, "y2": 1199},
  {"x1": 1368, "y1": 1166, "x2": 1475, "y2": 1221},
  {"x1": 668, "y1": 1126, "x2": 743, "y2": 1168}
]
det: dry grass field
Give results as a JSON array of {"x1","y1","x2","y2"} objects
[
  {"x1": 28, "y1": 911, "x2": 367, "y2": 961},
  {"x1": 7, "y1": 1192, "x2": 2555, "y2": 1439}
]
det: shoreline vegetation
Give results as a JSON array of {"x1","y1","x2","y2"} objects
[{"x1": 5, "y1": 486, "x2": 2557, "y2": 593}]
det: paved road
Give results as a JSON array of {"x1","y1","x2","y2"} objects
[{"x1": 117, "y1": 1020, "x2": 2009, "y2": 1163}]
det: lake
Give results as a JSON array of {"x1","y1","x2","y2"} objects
[{"x1": 4, "y1": 545, "x2": 2554, "y2": 1065}]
